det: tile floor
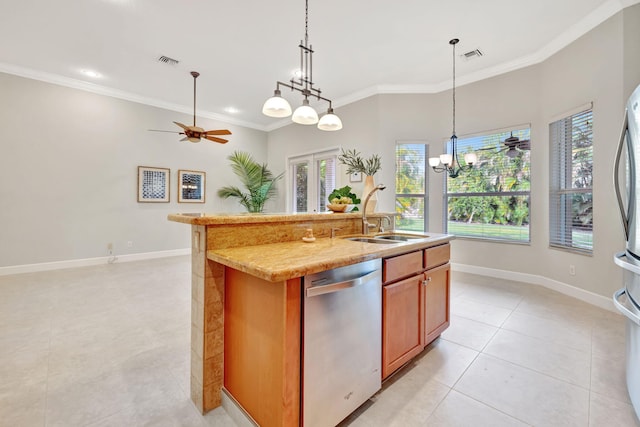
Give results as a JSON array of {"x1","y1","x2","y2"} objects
[{"x1": 0, "y1": 256, "x2": 638, "y2": 426}]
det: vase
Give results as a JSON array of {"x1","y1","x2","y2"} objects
[{"x1": 362, "y1": 175, "x2": 377, "y2": 214}]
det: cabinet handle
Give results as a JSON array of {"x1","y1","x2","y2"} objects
[{"x1": 423, "y1": 277, "x2": 432, "y2": 286}]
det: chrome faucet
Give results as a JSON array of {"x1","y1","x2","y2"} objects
[
  {"x1": 380, "y1": 215, "x2": 392, "y2": 232},
  {"x1": 362, "y1": 184, "x2": 386, "y2": 234}
]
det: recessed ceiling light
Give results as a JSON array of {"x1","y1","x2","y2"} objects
[
  {"x1": 80, "y1": 69, "x2": 102, "y2": 78},
  {"x1": 224, "y1": 107, "x2": 240, "y2": 114}
]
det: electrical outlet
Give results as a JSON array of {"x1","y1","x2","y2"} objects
[
  {"x1": 107, "y1": 242, "x2": 113, "y2": 251},
  {"x1": 127, "y1": 241, "x2": 133, "y2": 248},
  {"x1": 569, "y1": 265, "x2": 576, "y2": 276}
]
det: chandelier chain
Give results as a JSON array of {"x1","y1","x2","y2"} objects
[
  {"x1": 305, "y1": 0, "x2": 309, "y2": 46},
  {"x1": 452, "y1": 39, "x2": 456, "y2": 136}
]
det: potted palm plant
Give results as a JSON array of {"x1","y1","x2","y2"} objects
[{"x1": 217, "y1": 151, "x2": 284, "y2": 213}]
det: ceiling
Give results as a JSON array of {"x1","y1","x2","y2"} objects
[{"x1": 1, "y1": 0, "x2": 636, "y2": 131}]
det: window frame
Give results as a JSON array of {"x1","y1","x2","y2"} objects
[
  {"x1": 395, "y1": 141, "x2": 429, "y2": 232},
  {"x1": 549, "y1": 104, "x2": 593, "y2": 255},
  {"x1": 443, "y1": 125, "x2": 532, "y2": 244}
]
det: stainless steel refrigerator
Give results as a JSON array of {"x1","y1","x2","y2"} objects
[{"x1": 613, "y1": 83, "x2": 640, "y2": 420}]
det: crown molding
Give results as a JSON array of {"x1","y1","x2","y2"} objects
[
  {"x1": 1, "y1": 0, "x2": 637, "y2": 133},
  {"x1": 0, "y1": 62, "x2": 267, "y2": 131}
]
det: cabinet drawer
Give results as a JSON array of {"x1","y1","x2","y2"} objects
[
  {"x1": 424, "y1": 243, "x2": 450, "y2": 270},
  {"x1": 383, "y1": 251, "x2": 423, "y2": 283}
]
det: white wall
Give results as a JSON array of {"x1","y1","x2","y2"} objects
[
  {"x1": 267, "y1": 5, "x2": 640, "y2": 298},
  {"x1": 267, "y1": 95, "x2": 383, "y2": 212},
  {"x1": 0, "y1": 73, "x2": 267, "y2": 267}
]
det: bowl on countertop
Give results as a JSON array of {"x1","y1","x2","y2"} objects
[{"x1": 328, "y1": 204, "x2": 355, "y2": 213}]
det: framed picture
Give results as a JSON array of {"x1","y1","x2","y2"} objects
[
  {"x1": 138, "y1": 166, "x2": 170, "y2": 203},
  {"x1": 178, "y1": 170, "x2": 206, "y2": 203},
  {"x1": 349, "y1": 172, "x2": 363, "y2": 183}
]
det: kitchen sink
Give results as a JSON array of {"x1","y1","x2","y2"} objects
[
  {"x1": 374, "y1": 234, "x2": 425, "y2": 241},
  {"x1": 344, "y1": 237, "x2": 398, "y2": 244}
]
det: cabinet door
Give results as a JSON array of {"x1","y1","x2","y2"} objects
[
  {"x1": 382, "y1": 274, "x2": 423, "y2": 379},
  {"x1": 423, "y1": 263, "x2": 451, "y2": 346}
]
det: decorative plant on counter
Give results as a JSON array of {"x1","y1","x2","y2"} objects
[
  {"x1": 217, "y1": 151, "x2": 284, "y2": 213},
  {"x1": 338, "y1": 148, "x2": 382, "y2": 176},
  {"x1": 328, "y1": 186, "x2": 361, "y2": 212}
]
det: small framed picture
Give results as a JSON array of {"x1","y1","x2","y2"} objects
[
  {"x1": 138, "y1": 166, "x2": 170, "y2": 203},
  {"x1": 349, "y1": 172, "x2": 363, "y2": 183},
  {"x1": 178, "y1": 170, "x2": 206, "y2": 203}
]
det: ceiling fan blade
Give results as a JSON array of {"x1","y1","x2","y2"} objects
[
  {"x1": 205, "y1": 135, "x2": 229, "y2": 144},
  {"x1": 173, "y1": 121, "x2": 189, "y2": 131},
  {"x1": 204, "y1": 129, "x2": 232, "y2": 136},
  {"x1": 179, "y1": 136, "x2": 190, "y2": 142},
  {"x1": 148, "y1": 129, "x2": 180, "y2": 133}
]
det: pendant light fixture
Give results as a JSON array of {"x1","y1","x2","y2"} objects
[
  {"x1": 262, "y1": 0, "x2": 342, "y2": 131},
  {"x1": 429, "y1": 38, "x2": 477, "y2": 178}
]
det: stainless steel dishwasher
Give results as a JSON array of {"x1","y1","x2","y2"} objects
[{"x1": 303, "y1": 259, "x2": 382, "y2": 427}]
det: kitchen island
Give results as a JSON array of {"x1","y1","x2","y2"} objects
[{"x1": 168, "y1": 212, "x2": 453, "y2": 426}]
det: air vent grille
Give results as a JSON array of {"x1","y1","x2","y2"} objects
[
  {"x1": 157, "y1": 55, "x2": 180, "y2": 66},
  {"x1": 462, "y1": 49, "x2": 483, "y2": 60}
]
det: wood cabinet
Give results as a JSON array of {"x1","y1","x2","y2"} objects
[
  {"x1": 224, "y1": 268, "x2": 301, "y2": 427},
  {"x1": 382, "y1": 273, "x2": 424, "y2": 378},
  {"x1": 382, "y1": 243, "x2": 451, "y2": 380},
  {"x1": 423, "y1": 263, "x2": 451, "y2": 345}
]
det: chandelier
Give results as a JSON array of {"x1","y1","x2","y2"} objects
[
  {"x1": 261, "y1": 0, "x2": 342, "y2": 131},
  {"x1": 429, "y1": 38, "x2": 477, "y2": 178}
]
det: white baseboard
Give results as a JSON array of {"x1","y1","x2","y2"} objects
[
  {"x1": 0, "y1": 248, "x2": 191, "y2": 276},
  {"x1": 452, "y1": 262, "x2": 617, "y2": 313},
  {"x1": 221, "y1": 387, "x2": 258, "y2": 427}
]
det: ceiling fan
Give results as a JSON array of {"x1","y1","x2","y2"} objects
[
  {"x1": 502, "y1": 132, "x2": 530, "y2": 158},
  {"x1": 478, "y1": 132, "x2": 530, "y2": 158},
  {"x1": 150, "y1": 71, "x2": 231, "y2": 144}
]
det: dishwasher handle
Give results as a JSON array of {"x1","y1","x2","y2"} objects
[
  {"x1": 306, "y1": 270, "x2": 379, "y2": 297},
  {"x1": 613, "y1": 288, "x2": 640, "y2": 326}
]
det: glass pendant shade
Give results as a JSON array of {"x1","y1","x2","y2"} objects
[
  {"x1": 440, "y1": 154, "x2": 453, "y2": 166},
  {"x1": 262, "y1": 90, "x2": 292, "y2": 118},
  {"x1": 292, "y1": 99, "x2": 319, "y2": 125},
  {"x1": 428, "y1": 157, "x2": 441, "y2": 167},
  {"x1": 317, "y1": 108, "x2": 342, "y2": 131},
  {"x1": 464, "y1": 152, "x2": 477, "y2": 165}
]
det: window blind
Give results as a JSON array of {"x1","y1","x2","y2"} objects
[
  {"x1": 549, "y1": 108, "x2": 593, "y2": 254},
  {"x1": 446, "y1": 128, "x2": 531, "y2": 243},
  {"x1": 395, "y1": 143, "x2": 428, "y2": 232}
]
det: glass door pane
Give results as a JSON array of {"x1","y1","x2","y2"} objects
[{"x1": 293, "y1": 162, "x2": 309, "y2": 212}]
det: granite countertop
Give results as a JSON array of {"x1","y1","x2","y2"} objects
[
  {"x1": 168, "y1": 211, "x2": 394, "y2": 225},
  {"x1": 207, "y1": 233, "x2": 453, "y2": 282}
]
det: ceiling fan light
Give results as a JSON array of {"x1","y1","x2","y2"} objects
[
  {"x1": 188, "y1": 137, "x2": 200, "y2": 143},
  {"x1": 262, "y1": 90, "x2": 292, "y2": 118},
  {"x1": 292, "y1": 100, "x2": 319, "y2": 125},
  {"x1": 506, "y1": 148, "x2": 519, "y2": 158},
  {"x1": 317, "y1": 108, "x2": 342, "y2": 131}
]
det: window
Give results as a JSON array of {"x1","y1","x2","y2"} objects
[
  {"x1": 395, "y1": 142, "x2": 428, "y2": 232},
  {"x1": 549, "y1": 106, "x2": 593, "y2": 254},
  {"x1": 288, "y1": 149, "x2": 338, "y2": 213},
  {"x1": 446, "y1": 127, "x2": 531, "y2": 243}
]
